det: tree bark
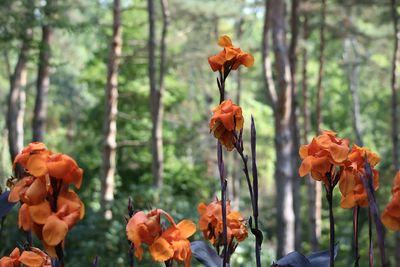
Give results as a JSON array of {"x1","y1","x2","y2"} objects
[
  {"x1": 301, "y1": 11, "x2": 320, "y2": 251},
  {"x1": 101, "y1": 0, "x2": 122, "y2": 219},
  {"x1": 33, "y1": 0, "x2": 53, "y2": 142},
  {"x1": 148, "y1": 0, "x2": 169, "y2": 187},
  {"x1": 7, "y1": 1, "x2": 33, "y2": 161},
  {"x1": 289, "y1": 0, "x2": 301, "y2": 252},
  {"x1": 262, "y1": 0, "x2": 277, "y2": 112},
  {"x1": 314, "y1": 0, "x2": 326, "y2": 250},
  {"x1": 230, "y1": 16, "x2": 244, "y2": 210},
  {"x1": 315, "y1": 0, "x2": 326, "y2": 135},
  {"x1": 268, "y1": 0, "x2": 295, "y2": 257},
  {"x1": 390, "y1": 0, "x2": 400, "y2": 264}
]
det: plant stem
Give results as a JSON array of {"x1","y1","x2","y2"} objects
[
  {"x1": 217, "y1": 143, "x2": 229, "y2": 266},
  {"x1": 353, "y1": 205, "x2": 360, "y2": 267},
  {"x1": 326, "y1": 186, "x2": 335, "y2": 267}
]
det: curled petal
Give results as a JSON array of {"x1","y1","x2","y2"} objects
[
  {"x1": 42, "y1": 215, "x2": 68, "y2": 246},
  {"x1": 18, "y1": 251, "x2": 44, "y2": 267},
  {"x1": 149, "y1": 237, "x2": 174, "y2": 262}
]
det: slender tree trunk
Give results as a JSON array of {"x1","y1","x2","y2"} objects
[
  {"x1": 7, "y1": 2, "x2": 33, "y2": 161},
  {"x1": 148, "y1": 0, "x2": 169, "y2": 187},
  {"x1": 345, "y1": 38, "x2": 363, "y2": 146},
  {"x1": 301, "y1": 11, "x2": 320, "y2": 251},
  {"x1": 101, "y1": 0, "x2": 122, "y2": 219},
  {"x1": 289, "y1": 0, "x2": 301, "y2": 252},
  {"x1": 390, "y1": 0, "x2": 400, "y2": 264},
  {"x1": 230, "y1": 16, "x2": 244, "y2": 210},
  {"x1": 269, "y1": 0, "x2": 295, "y2": 257},
  {"x1": 314, "y1": 0, "x2": 326, "y2": 249},
  {"x1": 262, "y1": 0, "x2": 277, "y2": 112},
  {"x1": 315, "y1": 0, "x2": 326, "y2": 134},
  {"x1": 33, "y1": 0, "x2": 53, "y2": 142}
]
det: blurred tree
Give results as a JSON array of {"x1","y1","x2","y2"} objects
[
  {"x1": 32, "y1": 0, "x2": 54, "y2": 142},
  {"x1": 289, "y1": 0, "x2": 301, "y2": 252},
  {"x1": 264, "y1": 0, "x2": 295, "y2": 257},
  {"x1": 148, "y1": 0, "x2": 170, "y2": 187},
  {"x1": 6, "y1": 0, "x2": 34, "y2": 161},
  {"x1": 390, "y1": 0, "x2": 400, "y2": 264},
  {"x1": 101, "y1": 0, "x2": 122, "y2": 220}
]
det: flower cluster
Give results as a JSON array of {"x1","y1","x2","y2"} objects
[
  {"x1": 381, "y1": 171, "x2": 400, "y2": 231},
  {"x1": 299, "y1": 131, "x2": 382, "y2": 209},
  {"x1": 299, "y1": 130, "x2": 350, "y2": 187},
  {"x1": 209, "y1": 100, "x2": 244, "y2": 151},
  {"x1": 126, "y1": 209, "x2": 196, "y2": 267},
  {"x1": 198, "y1": 200, "x2": 248, "y2": 247},
  {"x1": 208, "y1": 35, "x2": 254, "y2": 73},
  {"x1": 8, "y1": 142, "x2": 84, "y2": 257},
  {"x1": 0, "y1": 247, "x2": 51, "y2": 267},
  {"x1": 339, "y1": 145, "x2": 380, "y2": 208}
]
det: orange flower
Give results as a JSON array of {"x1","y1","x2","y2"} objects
[
  {"x1": 0, "y1": 247, "x2": 50, "y2": 267},
  {"x1": 149, "y1": 220, "x2": 196, "y2": 267},
  {"x1": 126, "y1": 209, "x2": 162, "y2": 260},
  {"x1": 8, "y1": 176, "x2": 47, "y2": 205},
  {"x1": 198, "y1": 200, "x2": 247, "y2": 246},
  {"x1": 13, "y1": 143, "x2": 83, "y2": 189},
  {"x1": 338, "y1": 145, "x2": 380, "y2": 208},
  {"x1": 381, "y1": 171, "x2": 400, "y2": 231},
  {"x1": 209, "y1": 100, "x2": 244, "y2": 151},
  {"x1": 208, "y1": 35, "x2": 254, "y2": 72},
  {"x1": 299, "y1": 130, "x2": 350, "y2": 186}
]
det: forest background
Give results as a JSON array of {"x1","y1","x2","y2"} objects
[{"x1": 0, "y1": 0, "x2": 399, "y2": 266}]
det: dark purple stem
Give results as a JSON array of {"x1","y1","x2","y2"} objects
[
  {"x1": 218, "y1": 143, "x2": 229, "y2": 266},
  {"x1": 353, "y1": 205, "x2": 360, "y2": 267},
  {"x1": 368, "y1": 206, "x2": 373, "y2": 267},
  {"x1": 326, "y1": 186, "x2": 335, "y2": 267},
  {"x1": 127, "y1": 197, "x2": 135, "y2": 267},
  {"x1": 362, "y1": 159, "x2": 387, "y2": 267}
]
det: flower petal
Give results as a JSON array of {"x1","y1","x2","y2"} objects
[{"x1": 42, "y1": 215, "x2": 68, "y2": 246}]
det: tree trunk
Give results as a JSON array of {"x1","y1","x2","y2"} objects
[
  {"x1": 345, "y1": 38, "x2": 363, "y2": 146},
  {"x1": 315, "y1": 0, "x2": 326, "y2": 135},
  {"x1": 301, "y1": 11, "x2": 320, "y2": 251},
  {"x1": 33, "y1": 0, "x2": 53, "y2": 142},
  {"x1": 390, "y1": 0, "x2": 400, "y2": 264},
  {"x1": 149, "y1": 0, "x2": 169, "y2": 187},
  {"x1": 230, "y1": 16, "x2": 244, "y2": 210},
  {"x1": 262, "y1": 0, "x2": 277, "y2": 112},
  {"x1": 314, "y1": 0, "x2": 326, "y2": 250},
  {"x1": 289, "y1": 0, "x2": 301, "y2": 252},
  {"x1": 101, "y1": 0, "x2": 122, "y2": 219},
  {"x1": 269, "y1": 0, "x2": 295, "y2": 257},
  {"x1": 7, "y1": 2, "x2": 33, "y2": 161}
]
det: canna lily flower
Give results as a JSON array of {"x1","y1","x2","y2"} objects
[
  {"x1": 0, "y1": 247, "x2": 50, "y2": 267},
  {"x1": 13, "y1": 142, "x2": 48, "y2": 170},
  {"x1": 338, "y1": 145, "x2": 380, "y2": 208},
  {"x1": 208, "y1": 35, "x2": 254, "y2": 73},
  {"x1": 149, "y1": 220, "x2": 196, "y2": 267},
  {"x1": 126, "y1": 209, "x2": 163, "y2": 260},
  {"x1": 299, "y1": 130, "x2": 350, "y2": 187},
  {"x1": 8, "y1": 176, "x2": 47, "y2": 205},
  {"x1": 198, "y1": 200, "x2": 247, "y2": 246},
  {"x1": 381, "y1": 171, "x2": 400, "y2": 231},
  {"x1": 209, "y1": 100, "x2": 244, "y2": 151}
]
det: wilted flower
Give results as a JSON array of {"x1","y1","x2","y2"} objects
[
  {"x1": 299, "y1": 130, "x2": 350, "y2": 187},
  {"x1": 338, "y1": 145, "x2": 380, "y2": 208},
  {"x1": 208, "y1": 35, "x2": 254, "y2": 73},
  {"x1": 209, "y1": 100, "x2": 244, "y2": 151},
  {"x1": 126, "y1": 209, "x2": 162, "y2": 260},
  {"x1": 198, "y1": 200, "x2": 248, "y2": 246},
  {"x1": 0, "y1": 247, "x2": 51, "y2": 267},
  {"x1": 381, "y1": 171, "x2": 400, "y2": 231},
  {"x1": 149, "y1": 220, "x2": 196, "y2": 267}
]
